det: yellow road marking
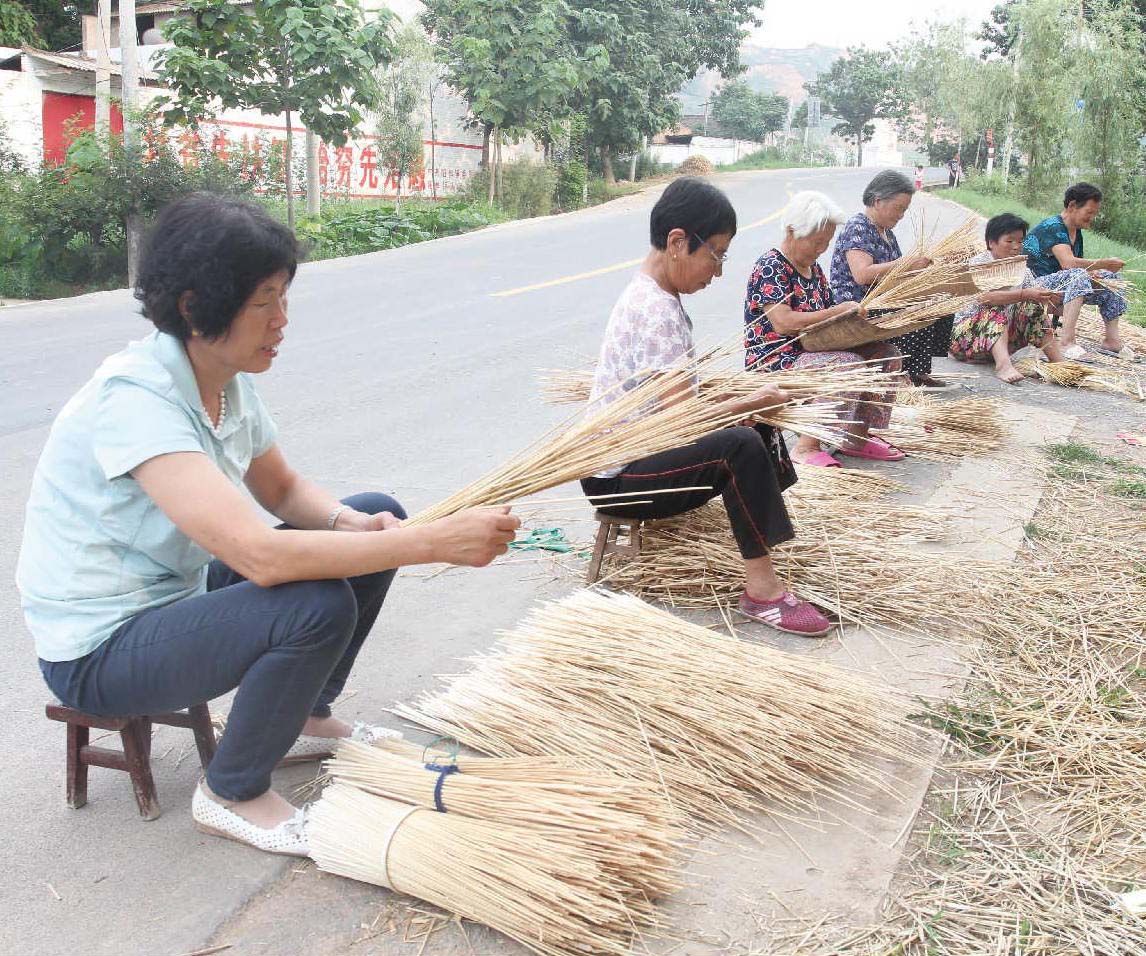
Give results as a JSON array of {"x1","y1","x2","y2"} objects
[{"x1": 490, "y1": 195, "x2": 791, "y2": 299}]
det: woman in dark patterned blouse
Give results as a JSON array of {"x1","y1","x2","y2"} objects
[
  {"x1": 745, "y1": 191, "x2": 905, "y2": 467},
  {"x1": 829, "y1": 171, "x2": 943, "y2": 387}
]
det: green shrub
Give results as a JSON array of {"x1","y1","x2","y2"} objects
[
  {"x1": 555, "y1": 160, "x2": 587, "y2": 210},
  {"x1": 634, "y1": 150, "x2": 671, "y2": 181},
  {"x1": 296, "y1": 199, "x2": 504, "y2": 261}
]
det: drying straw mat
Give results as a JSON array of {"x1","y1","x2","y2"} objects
[
  {"x1": 308, "y1": 784, "x2": 651, "y2": 956},
  {"x1": 322, "y1": 737, "x2": 679, "y2": 907},
  {"x1": 406, "y1": 340, "x2": 889, "y2": 525},
  {"x1": 1014, "y1": 358, "x2": 1145, "y2": 401},
  {"x1": 395, "y1": 589, "x2": 929, "y2": 834},
  {"x1": 875, "y1": 396, "x2": 1011, "y2": 458}
]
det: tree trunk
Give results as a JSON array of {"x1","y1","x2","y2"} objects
[
  {"x1": 495, "y1": 132, "x2": 503, "y2": 203},
  {"x1": 602, "y1": 147, "x2": 615, "y2": 186},
  {"x1": 481, "y1": 124, "x2": 491, "y2": 170},
  {"x1": 284, "y1": 111, "x2": 295, "y2": 231},
  {"x1": 488, "y1": 125, "x2": 497, "y2": 204},
  {"x1": 428, "y1": 80, "x2": 437, "y2": 200},
  {"x1": 305, "y1": 128, "x2": 320, "y2": 217},
  {"x1": 855, "y1": 133, "x2": 863, "y2": 168}
]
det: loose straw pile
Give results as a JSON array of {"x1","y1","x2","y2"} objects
[
  {"x1": 309, "y1": 785, "x2": 649, "y2": 956},
  {"x1": 323, "y1": 737, "x2": 679, "y2": 906},
  {"x1": 595, "y1": 498, "x2": 974, "y2": 634},
  {"x1": 875, "y1": 396, "x2": 1010, "y2": 458},
  {"x1": 396, "y1": 589, "x2": 928, "y2": 832}
]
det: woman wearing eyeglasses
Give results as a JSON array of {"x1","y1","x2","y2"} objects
[{"x1": 579, "y1": 177, "x2": 833, "y2": 637}]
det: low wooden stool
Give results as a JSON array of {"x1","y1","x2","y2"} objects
[
  {"x1": 586, "y1": 511, "x2": 643, "y2": 584},
  {"x1": 45, "y1": 702, "x2": 217, "y2": 821}
]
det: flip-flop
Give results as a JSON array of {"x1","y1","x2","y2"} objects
[
  {"x1": 838, "y1": 437, "x2": 906, "y2": 462},
  {"x1": 1091, "y1": 344, "x2": 1139, "y2": 361},
  {"x1": 795, "y1": 450, "x2": 841, "y2": 468}
]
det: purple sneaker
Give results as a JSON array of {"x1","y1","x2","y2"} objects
[{"x1": 737, "y1": 590, "x2": 832, "y2": 637}]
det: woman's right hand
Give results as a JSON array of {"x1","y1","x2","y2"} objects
[
  {"x1": 742, "y1": 383, "x2": 790, "y2": 412},
  {"x1": 1023, "y1": 288, "x2": 1059, "y2": 306},
  {"x1": 1094, "y1": 257, "x2": 1125, "y2": 273},
  {"x1": 903, "y1": 255, "x2": 933, "y2": 271},
  {"x1": 426, "y1": 506, "x2": 521, "y2": 567}
]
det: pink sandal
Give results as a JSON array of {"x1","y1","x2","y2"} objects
[
  {"x1": 795, "y1": 450, "x2": 841, "y2": 468},
  {"x1": 838, "y1": 437, "x2": 906, "y2": 462}
]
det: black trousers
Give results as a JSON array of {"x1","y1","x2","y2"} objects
[
  {"x1": 890, "y1": 315, "x2": 955, "y2": 380},
  {"x1": 580, "y1": 425, "x2": 795, "y2": 560}
]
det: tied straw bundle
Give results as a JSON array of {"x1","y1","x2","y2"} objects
[
  {"x1": 395, "y1": 589, "x2": 928, "y2": 832},
  {"x1": 323, "y1": 737, "x2": 680, "y2": 906},
  {"x1": 308, "y1": 785, "x2": 650, "y2": 956},
  {"x1": 408, "y1": 340, "x2": 890, "y2": 525}
]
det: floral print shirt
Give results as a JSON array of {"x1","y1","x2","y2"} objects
[
  {"x1": 588, "y1": 271, "x2": 694, "y2": 477},
  {"x1": 829, "y1": 212, "x2": 903, "y2": 303},
  {"x1": 744, "y1": 249, "x2": 834, "y2": 371}
]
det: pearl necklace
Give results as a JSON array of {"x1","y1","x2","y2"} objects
[{"x1": 204, "y1": 389, "x2": 227, "y2": 437}]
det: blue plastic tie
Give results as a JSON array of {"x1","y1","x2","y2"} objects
[{"x1": 424, "y1": 762, "x2": 461, "y2": 812}]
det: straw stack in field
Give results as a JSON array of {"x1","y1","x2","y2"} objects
[
  {"x1": 323, "y1": 737, "x2": 680, "y2": 905},
  {"x1": 395, "y1": 589, "x2": 928, "y2": 831},
  {"x1": 308, "y1": 785, "x2": 649, "y2": 956}
]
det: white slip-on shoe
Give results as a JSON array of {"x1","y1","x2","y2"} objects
[
  {"x1": 279, "y1": 722, "x2": 403, "y2": 766},
  {"x1": 192, "y1": 784, "x2": 308, "y2": 857},
  {"x1": 1062, "y1": 343, "x2": 1088, "y2": 361}
]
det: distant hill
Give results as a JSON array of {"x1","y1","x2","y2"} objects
[{"x1": 678, "y1": 43, "x2": 844, "y2": 111}]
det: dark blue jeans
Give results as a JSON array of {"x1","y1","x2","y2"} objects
[{"x1": 39, "y1": 492, "x2": 402, "y2": 801}]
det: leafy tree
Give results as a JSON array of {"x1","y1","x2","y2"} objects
[
  {"x1": 375, "y1": 24, "x2": 432, "y2": 210},
  {"x1": 422, "y1": 0, "x2": 593, "y2": 199},
  {"x1": 158, "y1": 0, "x2": 394, "y2": 229},
  {"x1": 0, "y1": 1, "x2": 42, "y2": 46},
  {"x1": 568, "y1": 0, "x2": 758, "y2": 182},
  {"x1": 791, "y1": 100, "x2": 809, "y2": 129},
  {"x1": 807, "y1": 47, "x2": 907, "y2": 167},
  {"x1": 979, "y1": 0, "x2": 1146, "y2": 59},
  {"x1": 11, "y1": 0, "x2": 86, "y2": 51},
  {"x1": 712, "y1": 80, "x2": 787, "y2": 142}
]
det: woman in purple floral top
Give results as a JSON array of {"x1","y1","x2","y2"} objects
[
  {"x1": 829, "y1": 171, "x2": 944, "y2": 387},
  {"x1": 745, "y1": 191, "x2": 904, "y2": 468}
]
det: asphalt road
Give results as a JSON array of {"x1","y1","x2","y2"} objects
[{"x1": 1, "y1": 168, "x2": 1137, "y2": 956}]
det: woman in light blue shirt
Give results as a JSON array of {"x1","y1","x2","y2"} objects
[{"x1": 17, "y1": 194, "x2": 519, "y2": 857}]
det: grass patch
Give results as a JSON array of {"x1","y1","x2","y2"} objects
[
  {"x1": 1110, "y1": 478, "x2": 1146, "y2": 498},
  {"x1": 720, "y1": 149, "x2": 823, "y2": 172},
  {"x1": 943, "y1": 186, "x2": 1146, "y2": 327}
]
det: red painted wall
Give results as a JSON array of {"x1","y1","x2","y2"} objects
[{"x1": 41, "y1": 92, "x2": 124, "y2": 165}]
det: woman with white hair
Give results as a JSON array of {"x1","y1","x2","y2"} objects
[{"x1": 744, "y1": 190, "x2": 905, "y2": 468}]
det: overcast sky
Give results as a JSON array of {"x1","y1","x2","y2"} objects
[{"x1": 751, "y1": 0, "x2": 1000, "y2": 50}]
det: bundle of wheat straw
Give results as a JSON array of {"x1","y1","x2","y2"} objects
[
  {"x1": 396, "y1": 590, "x2": 928, "y2": 831},
  {"x1": 324, "y1": 737, "x2": 680, "y2": 905},
  {"x1": 865, "y1": 293, "x2": 983, "y2": 330},
  {"x1": 924, "y1": 215, "x2": 981, "y2": 264},
  {"x1": 537, "y1": 363, "x2": 901, "y2": 408},
  {"x1": 1015, "y1": 358, "x2": 1145, "y2": 400},
  {"x1": 308, "y1": 784, "x2": 648, "y2": 956},
  {"x1": 875, "y1": 397, "x2": 1008, "y2": 458},
  {"x1": 410, "y1": 343, "x2": 887, "y2": 524}
]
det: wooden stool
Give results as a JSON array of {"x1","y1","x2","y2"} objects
[
  {"x1": 586, "y1": 511, "x2": 643, "y2": 584},
  {"x1": 45, "y1": 702, "x2": 217, "y2": 821}
]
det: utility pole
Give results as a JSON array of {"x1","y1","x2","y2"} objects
[
  {"x1": 118, "y1": 0, "x2": 142, "y2": 285},
  {"x1": 94, "y1": 0, "x2": 112, "y2": 136}
]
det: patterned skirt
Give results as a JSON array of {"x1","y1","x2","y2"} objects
[
  {"x1": 790, "y1": 342, "x2": 901, "y2": 431},
  {"x1": 949, "y1": 302, "x2": 1049, "y2": 361},
  {"x1": 1031, "y1": 268, "x2": 1127, "y2": 322}
]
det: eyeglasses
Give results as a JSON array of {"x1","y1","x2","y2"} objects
[{"x1": 692, "y1": 234, "x2": 729, "y2": 264}]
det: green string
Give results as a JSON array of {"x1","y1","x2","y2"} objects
[{"x1": 507, "y1": 527, "x2": 577, "y2": 553}]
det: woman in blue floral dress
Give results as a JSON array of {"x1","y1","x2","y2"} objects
[{"x1": 829, "y1": 171, "x2": 945, "y2": 387}]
